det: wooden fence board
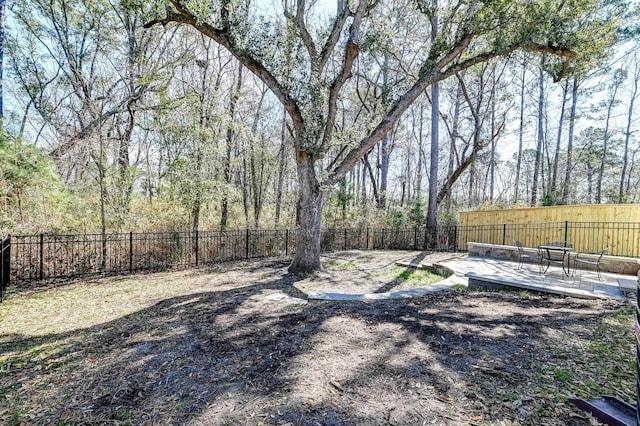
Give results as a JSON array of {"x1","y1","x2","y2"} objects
[{"x1": 460, "y1": 205, "x2": 640, "y2": 226}]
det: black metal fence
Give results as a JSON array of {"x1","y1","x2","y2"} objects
[
  {"x1": 9, "y1": 230, "x2": 297, "y2": 284},
  {"x1": 1, "y1": 237, "x2": 9, "y2": 302},
  {"x1": 4, "y1": 227, "x2": 458, "y2": 286},
  {"x1": 1, "y1": 221, "x2": 638, "y2": 293}
]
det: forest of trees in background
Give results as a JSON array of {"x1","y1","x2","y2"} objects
[{"x1": 1, "y1": 0, "x2": 639, "y2": 235}]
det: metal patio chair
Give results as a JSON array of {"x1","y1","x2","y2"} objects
[
  {"x1": 573, "y1": 247, "x2": 609, "y2": 281},
  {"x1": 514, "y1": 240, "x2": 541, "y2": 272}
]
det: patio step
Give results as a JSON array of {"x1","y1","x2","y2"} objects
[
  {"x1": 465, "y1": 271, "x2": 625, "y2": 300},
  {"x1": 617, "y1": 278, "x2": 637, "y2": 293}
]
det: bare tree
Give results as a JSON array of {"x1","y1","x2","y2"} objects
[
  {"x1": 561, "y1": 76, "x2": 580, "y2": 204},
  {"x1": 619, "y1": 50, "x2": 639, "y2": 203},
  {"x1": 596, "y1": 68, "x2": 625, "y2": 203},
  {"x1": 436, "y1": 64, "x2": 507, "y2": 205}
]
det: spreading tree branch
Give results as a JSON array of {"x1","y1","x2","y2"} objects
[
  {"x1": 321, "y1": 0, "x2": 367, "y2": 150},
  {"x1": 288, "y1": 0, "x2": 317, "y2": 61},
  {"x1": 324, "y1": 33, "x2": 475, "y2": 185},
  {"x1": 145, "y1": 0, "x2": 305, "y2": 138},
  {"x1": 324, "y1": 33, "x2": 577, "y2": 186},
  {"x1": 318, "y1": 5, "x2": 353, "y2": 72}
]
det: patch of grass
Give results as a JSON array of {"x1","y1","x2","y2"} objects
[
  {"x1": 7, "y1": 409, "x2": 30, "y2": 426},
  {"x1": 116, "y1": 409, "x2": 131, "y2": 420},
  {"x1": 384, "y1": 265, "x2": 443, "y2": 288},
  {"x1": 552, "y1": 367, "x2": 572, "y2": 382},
  {"x1": 175, "y1": 401, "x2": 189, "y2": 410}
]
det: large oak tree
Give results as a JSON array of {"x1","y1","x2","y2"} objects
[{"x1": 146, "y1": 0, "x2": 620, "y2": 273}]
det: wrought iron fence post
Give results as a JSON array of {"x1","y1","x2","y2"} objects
[
  {"x1": 195, "y1": 230, "x2": 199, "y2": 267},
  {"x1": 366, "y1": 227, "x2": 369, "y2": 249},
  {"x1": 39, "y1": 233, "x2": 44, "y2": 280},
  {"x1": 344, "y1": 228, "x2": 347, "y2": 250},
  {"x1": 129, "y1": 232, "x2": 133, "y2": 273},
  {"x1": 285, "y1": 229, "x2": 289, "y2": 256},
  {"x1": 502, "y1": 224, "x2": 506, "y2": 246},
  {"x1": 453, "y1": 226, "x2": 458, "y2": 251},
  {"x1": 564, "y1": 221, "x2": 569, "y2": 245},
  {"x1": 246, "y1": 229, "x2": 250, "y2": 259},
  {"x1": 1, "y1": 236, "x2": 10, "y2": 302}
]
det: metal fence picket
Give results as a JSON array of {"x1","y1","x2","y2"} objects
[{"x1": 1, "y1": 237, "x2": 10, "y2": 302}]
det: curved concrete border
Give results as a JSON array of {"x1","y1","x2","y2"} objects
[{"x1": 307, "y1": 262, "x2": 466, "y2": 302}]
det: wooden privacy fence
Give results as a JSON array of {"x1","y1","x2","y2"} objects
[
  {"x1": 460, "y1": 204, "x2": 640, "y2": 225},
  {"x1": 455, "y1": 221, "x2": 640, "y2": 256}
]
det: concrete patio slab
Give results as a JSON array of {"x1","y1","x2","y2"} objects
[{"x1": 438, "y1": 255, "x2": 631, "y2": 300}]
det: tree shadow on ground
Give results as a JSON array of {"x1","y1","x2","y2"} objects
[
  {"x1": 410, "y1": 250, "x2": 433, "y2": 265},
  {"x1": 0, "y1": 262, "x2": 631, "y2": 425}
]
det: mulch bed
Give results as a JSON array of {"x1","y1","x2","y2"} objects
[{"x1": 0, "y1": 252, "x2": 635, "y2": 425}]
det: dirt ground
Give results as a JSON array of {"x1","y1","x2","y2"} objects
[{"x1": 0, "y1": 251, "x2": 635, "y2": 425}]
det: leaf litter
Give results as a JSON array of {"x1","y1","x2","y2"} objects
[{"x1": 0, "y1": 251, "x2": 635, "y2": 425}]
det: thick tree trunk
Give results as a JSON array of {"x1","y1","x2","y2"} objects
[
  {"x1": 425, "y1": 1, "x2": 439, "y2": 234},
  {"x1": 436, "y1": 136, "x2": 491, "y2": 204},
  {"x1": 426, "y1": 87, "x2": 439, "y2": 226},
  {"x1": 289, "y1": 151, "x2": 323, "y2": 273},
  {"x1": 192, "y1": 198, "x2": 201, "y2": 231}
]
